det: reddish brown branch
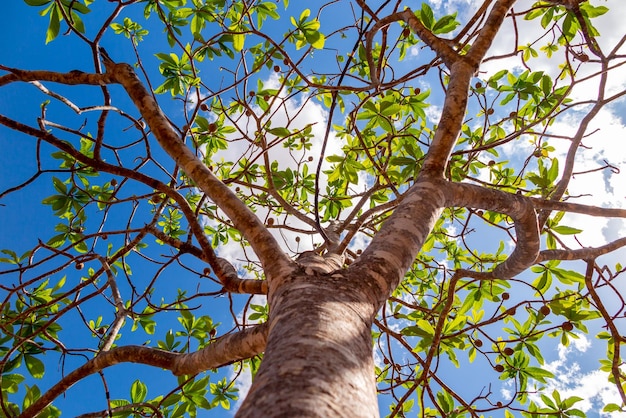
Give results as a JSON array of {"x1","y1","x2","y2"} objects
[
  {"x1": 532, "y1": 198, "x2": 626, "y2": 218},
  {"x1": 172, "y1": 322, "x2": 268, "y2": 375},
  {"x1": 583, "y1": 261, "x2": 626, "y2": 403},
  {"x1": 20, "y1": 323, "x2": 268, "y2": 418},
  {"x1": 445, "y1": 181, "x2": 540, "y2": 279},
  {"x1": 537, "y1": 237, "x2": 626, "y2": 262},
  {"x1": 0, "y1": 66, "x2": 115, "y2": 87},
  {"x1": 106, "y1": 62, "x2": 293, "y2": 282},
  {"x1": 146, "y1": 226, "x2": 267, "y2": 295},
  {"x1": 400, "y1": 9, "x2": 459, "y2": 68}
]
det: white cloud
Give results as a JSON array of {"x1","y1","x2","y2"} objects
[
  {"x1": 473, "y1": 0, "x2": 626, "y2": 253},
  {"x1": 195, "y1": 72, "x2": 349, "y2": 261},
  {"x1": 529, "y1": 333, "x2": 626, "y2": 417},
  {"x1": 539, "y1": 107, "x2": 626, "y2": 249},
  {"x1": 430, "y1": 0, "x2": 481, "y2": 22},
  {"x1": 230, "y1": 364, "x2": 253, "y2": 414}
]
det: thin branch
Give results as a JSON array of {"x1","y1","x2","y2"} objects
[
  {"x1": 145, "y1": 226, "x2": 267, "y2": 295},
  {"x1": 400, "y1": 9, "x2": 459, "y2": 68},
  {"x1": 531, "y1": 198, "x2": 626, "y2": 218},
  {"x1": 537, "y1": 237, "x2": 626, "y2": 262},
  {"x1": 465, "y1": 0, "x2": 518, "y2": 67},
  {"x1": 0, "y1": 66, "x2": 114, "y2": 87}
]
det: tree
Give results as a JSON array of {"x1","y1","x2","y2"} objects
[{"x1": 1, "y1": 0, "x2": 625, "y2": 416}]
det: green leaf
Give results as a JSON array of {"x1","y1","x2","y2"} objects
[
  {"x1": 46, "y1": 5, "x2": 61, "y2": 43},
  {"x1": 580, "y1": 4, "x2": 608, "y2": 18},
  {"x1": 1, "y1": 374, "x2": 25, "y2": 394},
  {"x1": 24, "y1": 0, "x2": 51, "y2": 5},
  {"x1": 419, "y1": 3, "x2": 434, "y2": 29},
  {"x1": 551, "y1": 225, "x2": 582, "y2": 235},
  {"x1": 232, "y1": 33, "x2": 245, "y2": 52},
  {"x1": 603, "y1": 403, "x2": 624, "y2": 413},
  {"x1": 25, "y1": 355, "x2": 45, "y2": 379},
  {"x1": 130, "y1": 379, "x2": 147, "y2": 403},
  {"x1": 524, "y1": 366, "x2": 554, "y2": 382},
  {"x1": 432, "y1": 14, "x2": 459, "y2": 35},
  {"x1": 47, "y1": 234, "x2": 66, "y2": 248},
  {"x1": 268, "y1": 127, "x2": 291, "y2": 137},
  {"x1": 308, "y1": 32, "x2": 325, "y2": 49}
]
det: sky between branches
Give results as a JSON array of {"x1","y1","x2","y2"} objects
[{"x1": 1, "y1": 0, "x2": 626, "y2": 416}]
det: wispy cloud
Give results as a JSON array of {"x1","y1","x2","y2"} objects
[{"x1": 528, "y1": 333, "x2": 626, "y2": 417}]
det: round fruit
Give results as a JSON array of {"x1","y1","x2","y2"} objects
[
  {"x1": 562, "y1": 321, "x2": 574, "y2": 331},
  {"x1": 503, "y1": 347, "x2": 514, "y2": 356},
  {"x1": 494, "y1": 364, "x2": 505, "y2": 372},
  {"x1": 474, "y1": 339, "x2": 483, "y2": 348},
  {"x1": 539, "y1": 305, "x2": 551, "y2": 316}
]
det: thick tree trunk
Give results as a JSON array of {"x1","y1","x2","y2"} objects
[{"x1": 236, "y1": 270, "x2": 379, "y2": 417}]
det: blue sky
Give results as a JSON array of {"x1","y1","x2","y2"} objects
[
  {"x1": 2, "y1": 1, "x2": 626, "y2": 417},
  {"x1": 0, "y1": 2, "x2": 241, "y2": 416}
]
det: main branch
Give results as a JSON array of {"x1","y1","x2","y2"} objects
[{"x1": 106, "y1": 62, "x2": 293, "y2": 282}]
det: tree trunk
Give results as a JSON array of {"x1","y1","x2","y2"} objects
[{"x1": 236, "y1": 269, "x2": 379, "y2": 417}]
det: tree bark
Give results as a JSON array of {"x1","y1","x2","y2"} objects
[{"x1": 236, "y1": 269, "x2": 380, "y2": 417}]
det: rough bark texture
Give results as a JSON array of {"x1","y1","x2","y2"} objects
[{"x1": 236, "y1": 270, "x2": 379, "y2": 417}]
